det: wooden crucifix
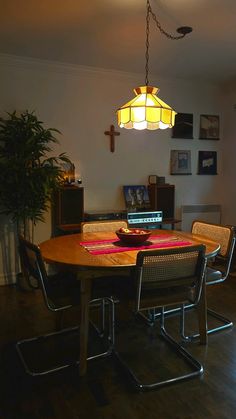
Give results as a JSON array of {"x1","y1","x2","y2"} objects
[{"x1": 104, "y1": 124, "x2": 120, "y2": 152}]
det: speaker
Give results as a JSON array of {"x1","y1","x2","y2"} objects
[
  {"x1": 148, "y1": 184, "x2": 175, "y2": 219},
  {"x1": 52, "y1": 186, "x2": 84, "y2": 235}
]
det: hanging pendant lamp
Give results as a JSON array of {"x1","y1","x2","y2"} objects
[{"x1": 117, "y1": 0, "x2": 192, "y2": 131}]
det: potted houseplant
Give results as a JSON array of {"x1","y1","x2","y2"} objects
[{"x1": 0, "y1": 110, "x2": 71, "y2": 286}]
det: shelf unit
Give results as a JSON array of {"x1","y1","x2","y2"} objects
[{"x1": 51, "y1": 186, "x2": 84, "y2": 236}]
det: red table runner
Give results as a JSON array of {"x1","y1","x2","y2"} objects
[{"x1": 80, "y1": 234, "x2": 192, "y2": 255}]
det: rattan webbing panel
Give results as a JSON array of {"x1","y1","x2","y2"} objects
[
  {"x1": 192, "y1": 222, "x2": 231, "y2": 257},
  {"x1": 136, "y1": 246, "x2": 205, "y2": 311},
  {"x1": 81, "y1": 220, "x2": 127, "y2": 233},
  {"x1": 141, "y1": 251, "x2": 199, "y2": 284}
]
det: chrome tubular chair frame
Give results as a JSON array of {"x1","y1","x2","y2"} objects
[
  {"x1": 81, "y1": 220, "x2": 130, "y2": 329},
  {"x1": 181, "y1": 222, "x2": 236, "y2": 340},
  {"x1": 143, "y1": 223, "x2": 235, "y2": 338},
  {"x1": 16, "y1": 236, "x2": 115, "y2": 376},
  {"x1": 115, "y1": 305, "x2": 204, "y2": 391},
  {"x1": 16, "y1": 296, "x2": 115, "y2": 376},
  {"x1": 114, "y1": 245, "x2": 207, "y2": 391}
]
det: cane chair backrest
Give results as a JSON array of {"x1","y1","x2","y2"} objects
[
  {"x1": 81, "y1": 220, "x2": 128, "y2": 233},
  {"x1": 18, "y1": 235, "x2": 71, "y2": 311},
  {"x1": 18, "y1": 235, "x2": 46, "y2": 285},
  {"x1": 191, "y1": 221, "x2": 234, "y2": 258},
  {"x1": 18, "y1": 236, "x2": 39, "y2": 290},
  {"x1": 191, "y1": 221, "x2": 235, "y2": 282},
  {"x1": 135, "y1": 245, "x2": 206, "y2": 312}
]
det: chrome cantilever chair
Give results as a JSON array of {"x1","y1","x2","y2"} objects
[
  {"x1": 182, "y1": 221, "x2": 236, "y2": 339},
  {"x1": 81, "y1": 221, "x2": 131, "y2": 287},
  {"x1": 81, "y1": 220, "x2": 132, "y2": 333},
  {"x1": 16, "y1": 235, "x2": 115, "y2": 376},
  {"x1": 114, "y1": 245, "x2": 207, "y2": 391},
  {"x1": 81, "y1": 220, "x2": 132, "y2": 288}
]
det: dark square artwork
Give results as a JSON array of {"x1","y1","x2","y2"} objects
[
  {"x1": 172, "y1": 113, "x2": 193, "y2": 139},
  {"x1": 198, "y1": 151, "x2": 217, "y2": 175}
]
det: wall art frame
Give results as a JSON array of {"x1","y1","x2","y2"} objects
[
  {"x1": 170, "y1": 150, "x2": 192, "y2": 175},
  {"x1": 199, "y1": 114, "x2": 220, "y2": 140},
  {"x1": 172, "y1": 112, "x2": 193, "y2": 139},
  {"x1": 198, "y1": 151, "x2": 217, "y2": 175},
  {"x1": 123, "y1": 185, "x2": 150, "y2": 211}
]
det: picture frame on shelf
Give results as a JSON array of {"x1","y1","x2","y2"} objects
[
  {"x1": 170, "y1": 150, "x2": 192, "y2": 175},
  {"x1": 123, "y1": 185, "x2": 150, "y2": 211},
  {"x1": 148, "y1": 175, "x2": 158, "y2": 185},
  {"x1": 61, "y1": 161, "x2": 75, "y2": 185},
  {"x1": 172, "y1": 113, "x2": 193, "y2": 139},
  {"x1": 199, "y1": 114, "x2": 220, "y2": 140},
  {"x1": 198, "y1": 151, "x2": 217, "y2": 175}
]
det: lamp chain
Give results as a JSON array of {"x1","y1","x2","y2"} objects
[
  {"x1": 145, "y1": 1, "x2": 150, "y2": 85},
  {"x1": 145, "y1": 0, "x2": 188, "y2": 86}
]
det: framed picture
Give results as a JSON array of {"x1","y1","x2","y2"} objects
[
  {"x1": 198, "y1": 151, "x2": 217, "y2": 175},
  {"x1": 148, "y1": 175, "x2": 158, "y2": 185},
  {"x1": 170, "y1": 150, "x2": 192, "y2": 175},
  {"x1": 172, "y1": 113, "x2": 193, "y2": 139},
  {"x1": 123, "y1": 185, "x2": 150, "y2": 211},
  {"x1": 199, "y1": 114, "x2": 220, "y2": 140},
  {"x1": 61, "y1": 161, "x2": 75, "y2": 184}
]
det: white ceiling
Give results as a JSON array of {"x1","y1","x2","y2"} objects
[{"x1": 1, "y1": 0, "x2": 236, "y2": 84}]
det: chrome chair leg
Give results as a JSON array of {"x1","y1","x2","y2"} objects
[
  {"x1": 16, "y1": 326, "x2": 80, "y2": 376},
  {"x1": 143, "y1": 301, "x2": 233, "y2": 340},
  {"x1": 108, "y1": 296, "x2": 115, "y2": 347},
  {"x1": 180, "y1": 304, "x2": 233, "y2": 342},
  {"x1": 16, "y1": 297, "x2": 115, "y2": 376},
  {"x1": 89, "y1": 298, "x2": 106, "y2": 337},
  {"x1": 90, "y1": 296, "x2": 116, "y2": 344},
  {"x1": 206, "y1": 308, "x2": 233, "y2": 333},
  {"x1": 114, "y1": 306, "x2": 203, "y2": 391}
]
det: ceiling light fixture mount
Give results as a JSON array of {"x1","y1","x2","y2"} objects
[
  {"x1": 117, "y1": 0, "x2": 193, "y2": 131},
  {"x1": 177, "y1": 26, "x2": 193, "y2": 36}
]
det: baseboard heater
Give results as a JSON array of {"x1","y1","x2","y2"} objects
[{"x1": 181, "y1": 204, "x2": 221, "y2": 232}]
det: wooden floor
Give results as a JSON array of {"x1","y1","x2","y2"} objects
[{"x1": 1, "y1": 274, "x2": 236, "y2": 419}]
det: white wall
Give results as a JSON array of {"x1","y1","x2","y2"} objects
[
  {"x1": 0, "y1": 54, "x2": 226, "y2": 284},
  {"x1": 220, "y1": 80, "x2": 236, "y2": 225}
]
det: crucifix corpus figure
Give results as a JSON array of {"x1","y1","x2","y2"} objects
[{"x1": 104, "y1": 124, "x2": 120, "y2": 152}]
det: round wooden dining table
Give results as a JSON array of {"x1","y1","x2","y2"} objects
[{"x1": 39, "y1": 229, "x2": 220, "y2": 376}]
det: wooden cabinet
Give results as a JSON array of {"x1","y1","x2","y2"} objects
[
  {"x1": 51, "y1": 186, "x2": 84, "y2": 236},
  {"x1": 148, "y1": 184, "x2": 175, "y2": 219}
]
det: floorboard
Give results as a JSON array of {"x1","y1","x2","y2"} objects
[{"x1": 0, "y1": 275, "x2": 236, "y2": 419}]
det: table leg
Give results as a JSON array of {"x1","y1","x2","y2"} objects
[
  {"x1": 197, "y1": 277, "x2": 208, "y2": 345},
  {"x1": 79, "y1": 276, "x2": 92, "y2": 376}
]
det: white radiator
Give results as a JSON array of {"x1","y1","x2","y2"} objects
[{"x1": 181, "y1": 204, "x2": 221, "y2": 232}]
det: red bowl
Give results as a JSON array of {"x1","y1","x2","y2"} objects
[{"x1": 115, "y1": 229, "x2": 152, "y2": 245}]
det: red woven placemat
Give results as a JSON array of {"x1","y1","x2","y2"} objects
[{"x1": 80, "y1": 235, "x2": 192, "y2": 255}]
